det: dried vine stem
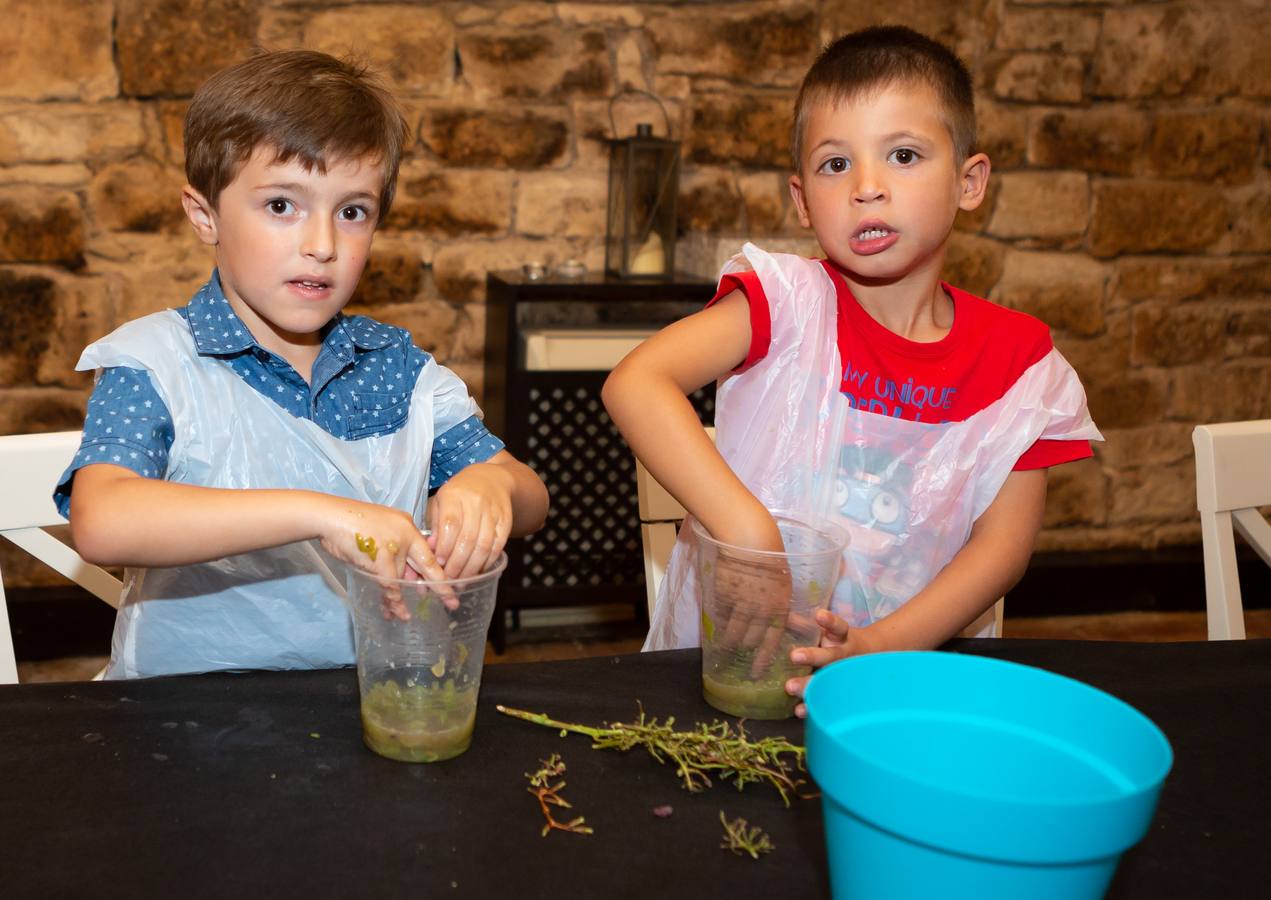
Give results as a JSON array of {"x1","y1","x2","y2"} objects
[
  {"x1": 497, "y1": 704, "x2": 807, "y2": 806},
  {"x1": 719, "y1": 812, "x2": 774, "y2": 859},
  {"x1": 526, "y1": 753, "x2": 594, "y2": 837}
]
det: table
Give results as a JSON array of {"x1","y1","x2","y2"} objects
[{"x1": 3, "y1": 639, "x2": 1269, "y2": 898}]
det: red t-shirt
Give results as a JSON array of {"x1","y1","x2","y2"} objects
[{"x1": 711, "y1": 261, "x2": 1092, "y2": 470}]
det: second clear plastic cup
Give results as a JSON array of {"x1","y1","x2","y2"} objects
[
  {"x1": 693, "y1": 512, "x2": 847, "y2": 719},
  {"x1": 346, "y1": 554, "x2": 507, "y2": 763}
]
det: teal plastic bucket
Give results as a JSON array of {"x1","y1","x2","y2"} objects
[{"x1": 804, "y1": 652, "x2": 1173, "y2": 900}]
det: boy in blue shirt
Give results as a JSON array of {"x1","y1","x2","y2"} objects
[{"x1": 56, "y1": 50, "x2": 549, "y2": 678}]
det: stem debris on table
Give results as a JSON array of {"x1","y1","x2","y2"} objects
[
  {"x1": 719, "y1": 812, "x2": 774, "y2": 859},
  {"x1": 497, "y1": 704, "x2": 808, "y2": 805},
  {"x1": 526, "y1": 753, "x2": 594, "y2": 837}
]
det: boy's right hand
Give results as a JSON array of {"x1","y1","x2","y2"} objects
[{"x1": 317, "y1": 498, "x2": 450, "y2": 620}]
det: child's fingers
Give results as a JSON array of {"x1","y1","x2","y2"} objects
[
  {"x1": 406, "y1": 535, "x2": 458, "y2": 609},
  {"x1": 750, "y1": 619, "x2": 788, "y2": 677},
  {"x1": 814, "y1": 607, "x2": 851, "y2": 646},
  {"x1": 789, "y1": 644, "x2": 846, "y2": 669}
]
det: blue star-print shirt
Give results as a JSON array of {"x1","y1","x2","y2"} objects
[{"x1": 54, "y1": 272, "x2": 503, "y2": 515}]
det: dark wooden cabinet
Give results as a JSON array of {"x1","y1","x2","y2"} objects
[{"x1": 483, "y1": 271, "x2": 715, "y2": 650}]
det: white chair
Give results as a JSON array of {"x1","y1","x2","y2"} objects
[
  {"x1": 634, "y1": 432, "x2": 1003, "y2": 636},
  {"x1": 1193, "y1": 420, "x2": 1271, "y2": 640},
  {"x1": 635, "y1": 428, "x2": 714, "y2": 618},
  {"x1": 0, "y1": 431, "x2": 122, "y2": 683}
]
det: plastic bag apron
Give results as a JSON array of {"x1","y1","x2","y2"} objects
[
  {"x1": 644, "y1": 244, "x2": 1102, "y2": 650},
  {"x1": 78, "y1": 310, "x2": 471, "y2": 678}
]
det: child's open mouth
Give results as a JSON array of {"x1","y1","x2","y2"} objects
[
  {"x1": 849, "y1": 223, "x2": 900, "y2": 255},
  {"x1": 288, "y1": 278, "x2": 332, "y2": 298}
]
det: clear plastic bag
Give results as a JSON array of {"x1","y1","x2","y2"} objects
[{"x1": 645, "y1": 244, "x2": 1102, "y2": 650}]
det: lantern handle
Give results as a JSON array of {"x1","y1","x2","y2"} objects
[{"x1": 608, "y1": 89, "x2": 673, "y2": 139}]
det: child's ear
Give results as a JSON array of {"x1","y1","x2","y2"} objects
[
  {"x1": 958, "y1": 153, "x2": 991, "y2": 212},
  {"x1": 788, "y1": 173, "x2": 813, "y2": 229},
  {"x1": 181, "y1": 185, "x2": 219, "y2": 246}
]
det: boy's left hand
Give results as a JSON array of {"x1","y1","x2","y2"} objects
[
  {"x1": 426, "y1": 462, "x2": 515, "y2": 579},
  {"x1": 785, "y1": 608, "x2": 873, "y2": 718}
]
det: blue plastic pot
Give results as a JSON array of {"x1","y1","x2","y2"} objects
[{"x1": 804, "y1": 652, "x2": 1173, "y2": 900}]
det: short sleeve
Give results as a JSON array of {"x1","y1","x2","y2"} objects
[
  {"x1": 1013, "y1": 438, "x2": 1094, "y2": 471},
  {"x1": 54, "y1": 366, "x2": 174, "y2": 517},
  {"x1": 429, "y1": 416, "x2": 505, "y2": 491},
  {"x1": 707, "y1": 271, "x2": 771, "y2": 373}
]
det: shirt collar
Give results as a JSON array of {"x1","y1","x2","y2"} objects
[{"x1": 185, "y1": 270, "x2": 396, "y2": 357}]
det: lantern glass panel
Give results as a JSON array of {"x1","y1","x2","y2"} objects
[{"x1": 605, "y1": 128, "x2": 680, "y2": 280}]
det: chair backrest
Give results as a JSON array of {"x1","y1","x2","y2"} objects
[
  {"x1": 634, "y1": 428, "x2": 714, "y2": 619},
  {"x1": 634, "y1": 431, "x2": 1003, "y2": 636},
  {"x1": 1193, "y1": 420, "x2": 1271, "y2": 640},
  {"x1": 0, "y1": 431, "x2": 122, "y2": 683}
]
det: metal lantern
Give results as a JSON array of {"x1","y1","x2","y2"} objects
[{"x1": 605, "y1": 93, "x2": 680, "y2": 280}]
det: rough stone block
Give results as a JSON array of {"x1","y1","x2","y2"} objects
[
  {"x1": 822, "y1": 0, "x2": 993, "y2": 63},
  {"x1": 1108, "y1": 459, "x2": 1196, "y2": 526},
  {"x1": 1146, "y1": 111, "x2": 1261, "y2": 184},
  {"x1": 386, "y1": 165, "x2": 513, "y2": 236},
  {"x1": 1227, "y1": 184, "x2": 1271, "y2": 253},
  {"x1": 996, "y1": 7, "x2": 1101, "y2": 53},
  {"x1": 1085, "y1": 372, "x2": 1168, "y2": 430},
  {"x1": 558, "y1": 3, "x2": 645, "y2": 27},
  {"x1": 0, "y1": 187, "x2": 84, "y2": 267},
  {"x1": 943, "y1": 232, "x2": 1005, "y2": 298},
  {"x1": 348, "y1": 249, "x2": 425, "y2": 308},
  {"x1": 648, "y1": 5, "x2": 818, "y2": 86},
  {"x1": 1170, "y1": 363, "x2": 1271, "y2": 422},
  {"x1": 116, "y1": 0, "x2": 259, "y2": 97},
  {"x1": 1114, "y1": 256, "x2": 1271, "y2": 306},
  {"x1": 1130, "y1": 304, "x2": 1229, "y2": 367},
  {"x1": 433, "y1": 238, "x2": 591, "y2": 302},
  {"x1": 987, "y1": 171, "x2": 1089, "y2": 241},
  {"x1": 89, "y1": 161, "x2": 186, "y2": 234},
  {"x1": 1042, "y1": 457, "x2": 1106, "y2": 528},
  {"x1": 993, "y1": 250, "x2": 1108, "y2": 337},
  {"x1": 420, "y1": 106, "x2": 569, "y2": 170},
  {"x1": 0, "y1": 103, "x2": 146, "y2": 165},
  {"x1": 1095, "y1": 423, "x2": 1198, "y2": 471},
  {"x1": 738, "y1": 172, "x2": 799, "y2": 234},
  {"x1": 1089, "y1": 180, "x2": 1228, "y2": 258},
  {"x1": 677, "y1": 169, "x2": 743, "y2": 236},
  {"x1": 300, "y1": 5, "x2": 453, "y2": 96},
  {"x1": 156, "y1": 100, "x2": 191, "y2": 165},
  {"x1": 614, "y1": 33, "x2": 649, "y2": 93},
  {"x1": 515, "y1": 171, "x2": 608, "y2": 238},
  {"x1": 688, "y1": 93, "x2": 795, "y2": 169},
  {"x1": 1222, "y1": 304, "x2": 1271, "y2": 360},
  {"x1": 459, "y1": 28, "x2": 610, "y2": 98},
  {"x1": 573, "y1": 96, "x2": 686, "y2": 169},
  {"x1": 976, "y1": 101, "x2": 1030, "y2": 170},
  {"x1": 1092, "y1": 6, "x2": 1270, "y2": 100},
  {"x1": 991, "y1": 53, "x2": 1084, "y2": 104},
  {"x1": 2, "y1": 0, "x2": 116, "y2": 102},
  {"x1": 0, "y1": 267, "x2": 112, "y2": 388},
  {"x1": 0, "y1": 387, "x2": 91, "y2": 436},
  {"x1": 1028, "y1": 108, "x2": 1150, "y2": 176}
]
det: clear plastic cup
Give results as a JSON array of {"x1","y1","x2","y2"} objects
[
  {"x1": 692, "y1": 511, "x2": 847, "y2": 719},
  {"x1": 345, "y1": 554, "x2": 507, "y2": 763}
]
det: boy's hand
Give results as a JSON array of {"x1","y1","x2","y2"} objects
[
  {"x1": 708, "y1": 554, "x2": 794, "y2": 677},
  {"x1": 785, "y1": 608, "x2": 873, "y2": 718},
  {"x1": 426, "y1": 462, "x2": 515, "y2": 580},
  {"x1": 318, "y1": 498, "x2": 449, "y2": 619}
]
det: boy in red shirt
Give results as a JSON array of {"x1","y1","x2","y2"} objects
[{"x1": 604, "y1": 26, "x2": 1100, "y2": 712}]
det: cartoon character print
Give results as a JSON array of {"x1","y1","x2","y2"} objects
[{"x1": 830, "y1": 444, "x2": 921, "y2": 626}]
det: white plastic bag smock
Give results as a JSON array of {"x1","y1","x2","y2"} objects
[
  {"x1": 78, "y1": 309, "x2": 478, "y2": 679},
  {"x1": 645, "y1": 244, "x2": 1102, "y2": 651}
]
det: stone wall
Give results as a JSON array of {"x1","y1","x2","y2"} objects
[{"x1": 1, "y1": 0, "x2": 1268, "y2": 588}]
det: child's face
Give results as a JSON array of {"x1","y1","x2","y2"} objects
[
  {"x1": 183, "y1": 146, "x2": 384, "y2": 351},
  {"x1": 789, "y1": 82, "x2": 988, "y2": 287}
]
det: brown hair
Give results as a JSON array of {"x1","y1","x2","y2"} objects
[
  {"x1": 792, "y1": 26, "x2": 976, "y2": 171},
  {"x1": 184, "y1": 49, "x2": 409, "y2": 220}
]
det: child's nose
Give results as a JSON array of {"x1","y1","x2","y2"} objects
[
  {"x1": 301, "y1": 216, "x2": 336, "y2": 262},
  {"x1": 851, "y1": 163, "x2": 886, "y2": 203}
]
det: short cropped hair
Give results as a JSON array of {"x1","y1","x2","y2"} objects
[
  {"x1": 792, "y1": 26, "x2": 977, "y2": 170},
  {"x1": 184, "y1": 49, "x2": 409, "y2": 220}
]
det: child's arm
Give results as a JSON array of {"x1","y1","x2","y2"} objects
[
  {"x1": 786, "y1": 467, "x2": 1048, "y2": 714},
  {"x1": 602, "y1": 291, "x2": 782, "y2": 554},
  {"x1": 69, "y1": 463, "x2": 450, "y2": 588},
  {"x1": 426, "y1": 449, "x2": 548, "y2": 579}
]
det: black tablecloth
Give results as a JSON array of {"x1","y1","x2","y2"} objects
[{"x1": 3, "y1": 639, "x2": 1269, "y2": 898}]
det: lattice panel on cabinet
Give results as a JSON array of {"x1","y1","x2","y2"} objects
[{"x1": 520, "y1": 384, "x2": 713, "y2": 591}]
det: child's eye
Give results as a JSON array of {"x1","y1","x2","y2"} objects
[
  {"x1": 889, "y1": 148, "x2": 920, "y2": 165},
  {"x1": 339, "y1": 205, "x2": 370, "y2": 223},
  {"x1": 818, "y1": 156, "x2": 850, "y2": 175},
  {"x1": 266, "y1": 198, "x2": 295, "y2": 216}
]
